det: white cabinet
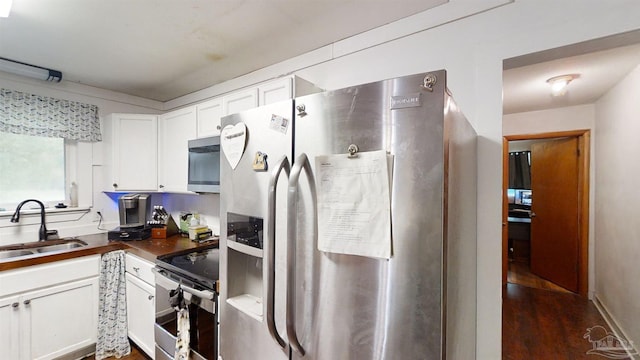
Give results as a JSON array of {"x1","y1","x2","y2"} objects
[
  {"x1": 196, "y1": 98, "x2": 224, "y2": 138},
  {"x1": 259, "y1": 76, "x2": 321, "y2": 106},
  {"x1": 258, "y1": 78, "x2": 293, "y2": 106},
  {"x1": 103, "y1": 76, "x2": 320, "y2": 192},
  {"x1": 0, "y1": 295, "x2": 20, "y2": 359},
  {"x1": 23, "y1": 278, "x2": 99, "y2": 360},
  {"x1": 125, "y1": 253, "x2": 156, "y2": 359},
  {"x1": 223, "y1": 88, "x2": 258, "y2": 116},
  {"x1": 104, "y1": 113, "x2": 158, "y2": 191},
  {"x1": 157, "y1": 107, "x2": 197, "y2": 192},
  {"x1": 0, "y1": 256, "x2": 100, "y2": 360}
]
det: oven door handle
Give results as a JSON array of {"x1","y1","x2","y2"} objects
[{"x1": 153, "y1": 268, "x2": 215, "y2": 300}]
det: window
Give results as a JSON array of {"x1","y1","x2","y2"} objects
[{"x1": 0, "y1": 132, "x2": 66, "y2": 210}]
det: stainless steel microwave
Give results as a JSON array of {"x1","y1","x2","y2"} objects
[{"x1": 187, "y1": 136, "x2": 220, "y2": 193}]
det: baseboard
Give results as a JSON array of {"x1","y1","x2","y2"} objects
[
  {"x1": 54, "y1": 343, "x2": 95, "y2": 360},
  {"x1": 593, "y1": 294, "x2": 639, "y2": 360}
]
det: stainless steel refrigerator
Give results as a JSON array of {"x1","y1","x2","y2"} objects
[{"x1": 219, "y1": 70, "x2": 478, "y2": 360}]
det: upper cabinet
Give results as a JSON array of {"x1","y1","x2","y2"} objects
[
  {"x1": 104, "y1": 76, "x2": 320, "y2": 193},
  {"x1": 223, "y1": 88, "x2": 259, "y2": 117},
  {"x1": 158, "y1": 107, "x2": 197, "y2": 193},
  {"x1": 196, "y1": 76, "x2": 321, "y2": 138},
  {"x1": 104, "y1": 113, "x2": 158, "y2": 191},
  {"x1": 259, "y1": 77, "x2": 292, "y2": 106},
  {"x1": 196, "y1": 98, "x2": 224, "y2": 138}
]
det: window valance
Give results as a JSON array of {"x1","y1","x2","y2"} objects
[{"x1": 0, "y1": 88, "x2": 101, "y2": 142}]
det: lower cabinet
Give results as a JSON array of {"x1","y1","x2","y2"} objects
[
  {"x1": 0, "y1": 255, "x2": 100, "y2": 360},
  {"x1": 0, "y1": 295, "x2": 20, "y2": 359},
  {"x1": 125, "y1": 253, "x2": 156, "y2": 359}
]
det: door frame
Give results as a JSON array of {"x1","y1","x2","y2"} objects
[{"x1": 502, "y1": 129, "x2": 590, "y2": 296}]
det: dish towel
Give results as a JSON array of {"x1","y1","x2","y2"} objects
[
  {"x1": 170, "y1": 286, "x2": 191, "y2": 359},
  {"x1": 96, "y1": 250, "x2": 131, "y2": 360}
]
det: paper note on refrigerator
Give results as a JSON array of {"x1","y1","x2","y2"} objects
[{"x1": 315, "y1": 150, "x2": 392, "y2": 259}]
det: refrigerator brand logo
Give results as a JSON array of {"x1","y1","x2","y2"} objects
[{"x1": 390, "y1": 93, "x2": 421, "y2": 109}]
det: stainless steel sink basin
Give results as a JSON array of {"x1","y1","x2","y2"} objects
[
  {"x1": 0, "y1": 249, "x2": 35, "y2": 259},
  {"x1": 35, "y1": 242, "x2": 86, "y2": 253},
  {"x1": 0, "y1": 238, "x2": 88, "y2": 261}
]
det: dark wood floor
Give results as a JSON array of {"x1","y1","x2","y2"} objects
[
  {"x1": 508, "y1": 260, "x2": 572, "y2": 293},
  {"x1": 83, "y1": 342, "x2": 149, "y2": 360},
  {"x1": 502, "y1": 283, "x2": 626, "y2": 359}
]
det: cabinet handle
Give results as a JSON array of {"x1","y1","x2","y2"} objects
[
  {"x1": 159, "y1": 185, "x2": 165, "y2": 189},
  {"x1": 148, "y1": 295, "x2": 154, "y2": 300},
  {"x1": 24, "y1": 299, "x2": 31, "y2": 306},
  {"x1": 12, "y1": 302, "x2": 19, "y2": 308},
  {"x1": 133, "y1": 266, "x2": 140, "y2": 272},
  {"x1": 216, "y1": 125, "x2": 221, "y2": 130},
  {"x1": 113, "y1": 183, "x2": 118, "y2": 188}
]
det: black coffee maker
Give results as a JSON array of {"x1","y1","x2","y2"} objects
[{"x1": 108, "y1": 193, "x2": 152, "y2": 240}]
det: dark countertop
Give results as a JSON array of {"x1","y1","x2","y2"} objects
[{"x1": 0, "y1": 233, "x2": 219, "y2": 271}]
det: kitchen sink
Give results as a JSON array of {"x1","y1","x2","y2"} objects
[
  {"x1": 34, "y1": 242, "x2": 86, "y2": 253},
  {"x1": 0, "y1": 249, "x2": 35, "y2": 259},
  {"x1": 0, "y1": 238, "x2": 88, "y2": 261}
]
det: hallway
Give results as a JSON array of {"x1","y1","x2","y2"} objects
[{"x1": 502, "y1": 283, "x2": 631, "y2": 359}]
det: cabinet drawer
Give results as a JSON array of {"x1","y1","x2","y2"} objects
[
  {"x1": 126, "y1": 253, "x2": 155, "y2": 285},
  {"x1": 0, "y1": 255, "x2": 100, "y2": 297}
]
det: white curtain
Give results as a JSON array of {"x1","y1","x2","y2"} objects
[
  {"x1": 0, "y1": 88, "x2": 101, "y2": 141},
  {"x1": 96, "y1": 250, "x2": 131, "y2": 360}
]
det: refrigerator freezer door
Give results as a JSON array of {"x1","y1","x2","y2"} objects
[
  {"x1": 291, "y1": 71, "x2": 448, "y2": 360},
  {"x1": 219, "y1": 100, "x2": 293, "y2": 360}
]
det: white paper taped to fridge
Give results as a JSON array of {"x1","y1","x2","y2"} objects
[{"x1": 315, "y1": 150, "x2": 392, "y2": 259}]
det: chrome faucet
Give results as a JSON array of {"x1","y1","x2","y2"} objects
[{"x1": 11, "y1": 199, "x2": 53, "y2": 241}]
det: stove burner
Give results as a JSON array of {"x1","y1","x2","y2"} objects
[
  {"x1": 156, "y1": 245, "x2": 219, "y2": 291},
  {"x1": 173, "y1": 252, "x2": 207, "y2": 265}
]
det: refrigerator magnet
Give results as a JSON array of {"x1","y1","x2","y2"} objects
[
  {"x1": 269, "y1": 114, "x2": 289, "y2": 134},
  {"x1": 252, "y1": 151, "x2": 268, "y2": 171},
  {"x1": 221, "y1": 122, "x2": 247, "y2": 169}
]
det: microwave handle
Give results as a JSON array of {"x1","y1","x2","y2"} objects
[{"x1": 265, "y1": 155, "x2": 290, "y2": 350}]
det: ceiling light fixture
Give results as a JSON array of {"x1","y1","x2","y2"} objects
[
  {"x1": 0, "y1": 57, "x2": 63, "y2": 82},
  {"x1": 0, "y1": 0, "x2": 12, "y2": 17},
  {"x1": 546, "y1": 74, "x2": 579, "y2": 96}
]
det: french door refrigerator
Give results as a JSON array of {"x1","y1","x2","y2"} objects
[{"x1": 219, "y1": 70, "x2": 478, "y2": 360}]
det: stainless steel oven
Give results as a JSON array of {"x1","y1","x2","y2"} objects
[{"x1": 154, "y1": 245, "x2": 219, "y2": 360}]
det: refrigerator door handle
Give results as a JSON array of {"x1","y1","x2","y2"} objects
[
  {"x1": 266, "y1": 155, "x2": 290, "y2": 350},
  {"x1": 286, "y1": 153, "x2": 317, "y2": 356}
]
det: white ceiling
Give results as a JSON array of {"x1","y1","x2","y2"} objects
[
  {"x1": 0, "y1": 0, "x2": 445, "y2": 102},
  {"x1": 3, "y1": 1, "x2": 639, "y2": 112},
  {"x1": 503, "y1": 41, "x2": 640, "y2": 115}
]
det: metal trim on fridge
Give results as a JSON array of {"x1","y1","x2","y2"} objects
[
  {"x1": 286, "y1": 153, "x2": 317, "y2": 356},
  {"x1": 266, "y1": 155, "x2": 291, "y2": 350}
]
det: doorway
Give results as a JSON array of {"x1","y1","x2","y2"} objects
[{"x1": 502, "y1": 130, "x2": 590, "y2": 296}]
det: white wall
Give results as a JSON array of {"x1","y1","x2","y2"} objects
[
  {"x1": 594, "y1": 64, "x2": 640, "y2": 348},
  {"x1": 168, "y1": 2, "x2": 640, "y2": 358},
  {"x1": 0, "y1": 73, "x2": 163, "y2": 244},
  {"x1": 504, "y1": 104, "x2": 597, "y2": 298}
]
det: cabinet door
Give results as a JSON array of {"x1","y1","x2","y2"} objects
[
  {"x1": 126, "y1": 273, "x2": 155, "y2": 359},
  {"x1": 21, "y1": 277, "x2": 99, "y2": 360},
  {"x1": 196, "y1": 98, "x2": 224, "y2": 138},
  {"x1": 0, "y1": 296, "x2": 20, "y2": 360},
  {"x1": 258, "y1": 78, "x2": 292, "y2": 106},
  {"x1": 223, "y1": 88, "x2": 258, "y2": 116},
  {"x1": 158, "y1": 107, "x2": 197, "y2": 192},
  {"x1": 111, "y1": 114, "x2": 158, "y2": 191}
]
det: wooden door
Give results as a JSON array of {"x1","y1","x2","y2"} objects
[{"x1": 530, "y1": 137, "x2": 580, "y2": 292}]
